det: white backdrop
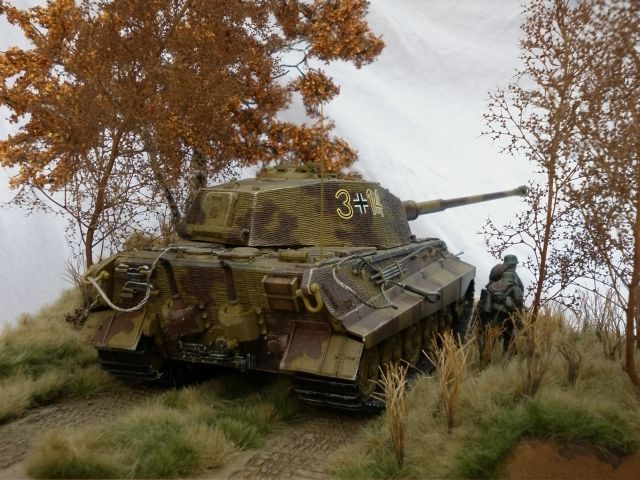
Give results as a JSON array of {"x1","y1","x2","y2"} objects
[{"x1": 0, "y1": 0, "x2": 530, "y2": 326}]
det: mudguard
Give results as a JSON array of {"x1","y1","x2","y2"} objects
[
  {"x1": 279, "y1": 321, "x2": 364, "y2": 380},
  {"x1": 307, "y1": 255, "x2": 475, "y2": 348},
  {"x1": 81, "y1": 308, "x2": 147, "y2": 350}
]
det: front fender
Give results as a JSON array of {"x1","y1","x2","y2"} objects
[{"x1": 80, "y1": 308, "x2": 148, "y2": 351}]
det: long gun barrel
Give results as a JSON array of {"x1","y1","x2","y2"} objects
[{"x1": 402, "y1": 185, "x2": 528, "y2": 221}]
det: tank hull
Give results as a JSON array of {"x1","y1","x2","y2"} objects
[
  {"x1": 82, "y1": 240, "x2": 474, "y2": 409},
  {"x1": 80, "y1": 168, "x2": 521, "y2": 410}
]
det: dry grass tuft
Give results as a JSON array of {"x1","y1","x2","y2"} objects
[
  {"x1": 26, "y1": 428, "x2": 123, "y2": 479},
  {"x1": 431, "y1": 332, "x2": 471, "y2": 432},
  {"x1": 512, "y1": 309, "x2": 559, "y2": 397},
  {"x1": 0, "y1": 288, "x2": 112, "y2": 422},
  {"x1": 189, "y1": 424, "x2": 235, "y2": 469},
  {"x1": 557, "y1": 338, "x2": 582, "y2": 386},
  {"x1": 478, "y1": 323, "x2": 505, "y2": 369},
  {"x1": 122, "y1": 221, "x2": 179, "y2": 251},
  {"x1": 26, "y1": 375, "x2": 304, "y2": 478},
  {"x1": 62, "y1": 256, "x2": 93, "y2": 327},
  {"x1": 578, "y1": 290, "x2": 623, "y2": 360},
  {"x1": 0, "y1": 375, "x2": 37, "y2": 421},
  {"x1": 374, "y1": 362, "x2": 409, "y2": 468}
]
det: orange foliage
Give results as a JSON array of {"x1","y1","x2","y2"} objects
[{"x1": 0, "y1": 0, "x2": 383, "y2": 265}]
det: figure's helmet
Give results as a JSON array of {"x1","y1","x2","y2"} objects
[{"x1": 504, "y1": 254, "x2": 519, "y2": 266}]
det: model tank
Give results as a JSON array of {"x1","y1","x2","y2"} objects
[{"x1": 81, "y1": 165, "x2": 526, "y2": 410}]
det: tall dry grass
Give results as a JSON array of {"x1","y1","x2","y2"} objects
[
  {"x1": 478, "y1": 323, "x2": 504, "y2": 369},
  {"x1": 330, "y1": 296, "x2": 640, "y2": 480},
  {"x1": 431, "y1": 332, "x2": 471, "y2": 432},
  {"x1": 63, "y1": 256, "x2": 93, "y2": 327},
  {"x1": 512, "y1": 309, "x2": 558, "y2": 397},
  {"x1": 558, "y1": 338, "x2": 582, "y2": 386},
  {"x1": 375, "y1": 363, "x2": 409, "y2": 468},
  {"x1": 578, "y1": 290, "x2": 624, "y2": 360}
]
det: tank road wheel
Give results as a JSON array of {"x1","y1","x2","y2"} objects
[
  {"x1": 357, "y1": 346, "x2": 381, "y2": 399},
  {"x1": 452, "y1": 280, "x2": 475, "y2": 341},
  {"x1": 421, "y1": 314, "x2": 438, "y2": 360},
  {"x1": 439, "y1": 309, "x2": 453, "y2": 335},
  {"x1": 402, "y1": 324, "x2": 422, "y2": 365},
  {"x1": 381, "y1": 336, "x2": 402, "y2": 366}
]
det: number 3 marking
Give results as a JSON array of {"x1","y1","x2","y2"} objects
[{"x1": 335, "y1": 189, "x2": 353, "y2": 219}]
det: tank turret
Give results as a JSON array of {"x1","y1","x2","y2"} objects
[
  {"x1": 81, "y1": 167, "x2": 527, "y2": 411},
  {"x1": 177, "y1": 165, "x2": 526, "y2": 248}
]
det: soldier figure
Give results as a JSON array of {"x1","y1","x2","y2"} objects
[{"x1": 479, "y1": 254, "x2": 524, "y2": 352}]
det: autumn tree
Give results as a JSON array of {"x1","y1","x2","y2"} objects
[
  {"x1": 483, "y1": 0, "x2": 593, "y2": 317},
  {"x1": 565, "y1": 0, "x2": 640, "y2": 387},
  {"x1": 486, "y1": 0, "x2": 640, "y2": 388},
  {"x1": 0, "y1": 0, "x2": 383, "y2": 266}
]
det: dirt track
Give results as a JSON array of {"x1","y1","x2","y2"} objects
[
  {"x1": 0, "y1": 385, "x2": 153, "y2": 479},
  {"x1": 4, "y1": 385, "x2": 640, "y2": 480},
  {"x1": 222, "y1": 412, "x2": 369, "y2": 479},
  {"x1": 0, "y1": 386, "x2": 371, "y2": 480}
]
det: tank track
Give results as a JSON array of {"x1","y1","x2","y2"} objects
[
  {"x1": 96, "y1": 339, "x2": 163, "y2": 381},
  {"x1": 293, "y1": 375, "x2": 385, "y2": 412},
  {"x1": 294, "y1": 356, "x2": 434, "y2": 412}
]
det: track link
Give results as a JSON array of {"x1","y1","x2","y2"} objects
[
  {"x1": 96, "y1": 338, "x2": 163, "y2": 381},
  {"x1": 294, "y1": 375, "x2": 385, "y2": 412},
  {"x1": 294, "y1": 354, "x2": 435, "y2": 412}
]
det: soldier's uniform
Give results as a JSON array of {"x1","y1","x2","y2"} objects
[{"x1": 479, "y1": 254, "x2": 524, "y2": 352}]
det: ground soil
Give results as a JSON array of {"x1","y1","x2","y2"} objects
[
  {"x1": 3, "y1": 387, "x2": 640, "y2": 480},
  {"x1": 0, "y1": 385, "x2": 370, "y2": 480},
  {"x1": 0, "y1": 384, "x2": 153, "y2": 479},
  {"x1": 499, "y1": 439, "x2": 640, "y2": 480},
  {"x1": 211, "y1": 412, "x2": 370, "y2": 480}
]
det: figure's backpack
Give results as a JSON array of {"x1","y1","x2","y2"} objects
[
  {"x1": 484, "y1": 269, "x2": 520, "y2": 312},
  {"x1": 487, "y1": 280, "x2": 516, "y2": 310}
]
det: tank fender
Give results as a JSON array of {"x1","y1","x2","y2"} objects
[
  {"x1": 340, "y1": 257, "x2": 475, "y2": 348},
  {"x1": 279, "y1": 321, "x2": 364, "y2": 380},
  {"x1": 80, "y1": 308, "x2": 149, "y2": 351}
]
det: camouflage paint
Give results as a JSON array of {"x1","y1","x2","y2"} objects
[
  {"x1": 280, "y1": 322, "x2": 363, "y2": 380},
  {"x1": 180, "y1": 175, "x2": 412, "y2": 248},
  {"x1": 89, "y1": 309, "x2": 146, "y2": 350},
  {"x1": 82, "y1": 166, "x2": 524, "y2": 404}
]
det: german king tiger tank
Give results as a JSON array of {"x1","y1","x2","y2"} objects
[{"x1": 81, "y1": 165, "x2": 526, "y2": 410}]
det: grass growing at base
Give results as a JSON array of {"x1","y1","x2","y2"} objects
[
  {"x1": 453, "y1": 399, "x2": 638, "y2": 479},
  {"x1": 26, "y1": 374, "x2": 307, "y2": 479},
  {"x1": 0, "y1": 289, "x2": 113, "y2": 423},
  {"x1": 26, "y1": 430, "x2": 126, "y2": 480},
  {"x1": 329, "y1": 309, "x2": 640, "y2": 480}
]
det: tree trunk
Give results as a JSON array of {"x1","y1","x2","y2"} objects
[
  {"x1": 623, "y1": 279, "x2": 640, "y2": 388},
  {"x1": 85, "y1": 129, "x2": 124, "y2": 268},
  {"x1": 151, "y1": 152, "x2": 182, "y2": 228},
  {"x1": 532, "y1": 69, "x2": 571, "y2": 319},
  {"x1": 625, "y1": 193, "x2": 640, "y2": 388},
  {"x1": 140, "y1": 131, "x2": 183, "y2": 228},
  {"x1": 185, "y1": 148, "x2": 208, "y2": 211},
  {"x1": 532, "y1": 170, "x2": 555, "y2": 320}
]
